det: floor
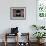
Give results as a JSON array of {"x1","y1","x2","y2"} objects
[{"x1": 0, "y1": 42, "x2": 46, "y2": 46}]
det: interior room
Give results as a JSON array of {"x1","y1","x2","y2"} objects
[{"x1": 0, "y1": 0, "x2": 46, "y2": 46}]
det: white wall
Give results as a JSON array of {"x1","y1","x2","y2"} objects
[
  {"x1": 0, "y1": 0, "x2": 37, "y2": 34},
  {"x1": 0, "y1": 0, "x2": 37, "y2": 42}
]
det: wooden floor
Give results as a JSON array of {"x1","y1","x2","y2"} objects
[{"x1": 0, "y1": 42, "x2": 46, "y2": 46}]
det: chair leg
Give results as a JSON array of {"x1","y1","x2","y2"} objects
[{"x1": 4, "y1": 41, "x2": 7, "y2": 46}]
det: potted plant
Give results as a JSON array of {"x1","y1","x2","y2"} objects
[{"x1": 33, "y1": 32, "x2": 46, "y2": 43}]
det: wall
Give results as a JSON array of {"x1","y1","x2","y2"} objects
[{"x1": 0, "y1": 0, "x2": 36, "y2": 42}]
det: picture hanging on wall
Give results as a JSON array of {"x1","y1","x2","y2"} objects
[
  {"x1": 10, "y1": 7, "x2": 26, "y2": 20},
  {"x1": 37, "y1": 0, "x2": 46, "y2": 18}
]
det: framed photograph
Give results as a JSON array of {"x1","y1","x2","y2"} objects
[
  {"x1": 36, "y1": 0, "x2": 46, "y2": 26},
  {"x1": 10, "y1": 7, "x2": 26, "y2": 20}
]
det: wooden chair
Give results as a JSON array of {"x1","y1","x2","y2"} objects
[
  {"x1": 18, "y1": 33, "x2": 30, "y2": 46},
  {"x1": 4, "y1": 33, "x2": 18, "y2": 46}
]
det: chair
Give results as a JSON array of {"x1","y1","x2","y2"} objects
[
  {"x1": 18, "y1": 33, "x2": 30, "y2": 46},
  {"x1": 4, "y1": 33, "x2": 18, "y2": 46},
  {"x1": 4, "y1": 27, "x2": 19, "y2": 46}
]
